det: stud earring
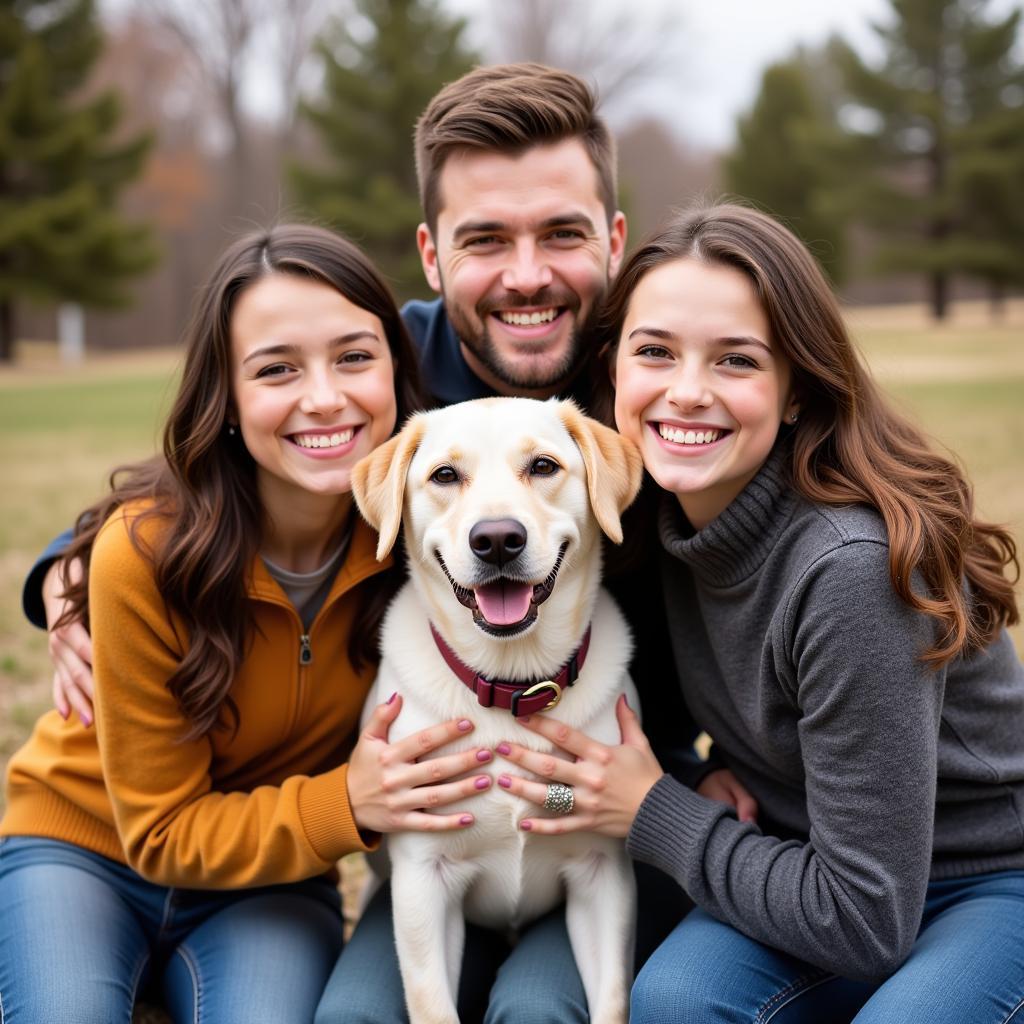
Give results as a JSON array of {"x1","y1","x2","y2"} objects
[
  {"x1": 227, "y1": 424, "x2": 237, "y2": 436},
  {"x1": 789, "y1": 412, "x2": 799, "y2": 424}
]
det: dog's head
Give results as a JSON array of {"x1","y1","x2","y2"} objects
[{"x1": 352, "y1": 398, "x2": 642, "y2": 644}]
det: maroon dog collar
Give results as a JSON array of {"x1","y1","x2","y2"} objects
[{"x1": 429, "y1": 623, "x2": 591, "y2": 716}]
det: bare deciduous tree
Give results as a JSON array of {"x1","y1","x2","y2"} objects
[
  {"x1": 483, "y1": 0, "x2": 687, "y2": 122},
  {"x1": 114, "y1": 0, "x2": 331, "y2": 212},
  {"x1": 147, "y1": 0, "x2": 260, "y2": 157},
  {"x1": 266, "y1": 0, "x2": 333, "y2": 144}
]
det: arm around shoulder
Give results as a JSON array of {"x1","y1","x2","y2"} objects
[{"x1": 22, "y1": 527, "x2": 75, "y2": 628}]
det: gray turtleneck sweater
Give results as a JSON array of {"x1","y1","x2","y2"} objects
[{"x1": 626, "y1": 447, "x2": 1024, "y2": 981}]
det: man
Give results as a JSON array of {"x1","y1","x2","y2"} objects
[
  {"x1": 405, "y1": 62, "x2": 624, "y2": 409},
  {"x1": 24, "y1": 63, "x2": 747, "y2": 1023}
]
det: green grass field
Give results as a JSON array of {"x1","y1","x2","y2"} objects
[{"x1": 2, "y1": 305, "x2": 1023, "y2": 773}]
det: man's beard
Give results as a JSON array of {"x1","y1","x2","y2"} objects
[{"x1": 445, "y1": 286, "x2": 605, "y2": 392}]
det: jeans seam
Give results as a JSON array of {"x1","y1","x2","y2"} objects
[
  {"x1": 174, "y1": 945, "x2": 202, "y2": 1024},
  {"x1": 157, "y1": 887, "x2": 176, "y2": 941},
  {"x1": 756, "y1": 971, "x2": 834, "y2": 1024},
  {"x1": 1002, "y1": 995, "x2": 1024, "y2": 1024},
  {"x1": 129, "y1": 952, "x2": 151, "y2": 1015}
]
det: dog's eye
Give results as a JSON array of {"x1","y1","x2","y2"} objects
[
  {"x1": 529, "y1": 457, "x2": 560, "y2": 477},
  {"x1": 430, "y1": 465, "x2": 459, "y2": 485}
]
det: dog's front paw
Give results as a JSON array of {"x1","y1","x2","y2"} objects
[
  {"x1": 591, "y1": 990, "x2": 629, "y2": 1024},
  {"x1": 406, "y1": 993, "x2": 459, "y2": 1024}
]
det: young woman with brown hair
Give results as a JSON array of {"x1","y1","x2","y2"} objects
[
  {"x1": 495, "y1": 204, "x2": 1024, "y2": 1022},
  {"x1": 0, "y1": 225, "x2": 502, "y2": 1023}
]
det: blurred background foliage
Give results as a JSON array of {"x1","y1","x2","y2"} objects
[
  {"x1": 1, "y1": 0, "x2": 1022, "y2": 362},
  {"x1": 0, "y1": 0, "x2": 158, "y2": 360},
  {"x1": 289, "y1": 0, "x2": 474, "y2": 298}
]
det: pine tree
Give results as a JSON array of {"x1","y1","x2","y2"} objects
[
  {"x1": 724, "y1": 51, "x2": 851, "y2": 283},
  {"x1": 833, "y1": 0, "x2": 1024, "y2": 318},
  {"x1": 0, "y1": 0, "x2": 157, "y2": 361},
  {"x1": 290, "y1": 0, "x2": 475, "y2": 299},
  {"x1": 948, "y1": 11, "x2": 1024, "y2": 314}
]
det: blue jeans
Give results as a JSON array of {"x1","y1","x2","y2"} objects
[
  {"x1": 631, "y1": 870, "x2": 1024, "y2": 1023},
  {"x1": 315, "y1": 883, "x2": 588, "y2": 1023},
  {"x1": 0, "y1": 836, "x2": 344, "y2": 1024}
]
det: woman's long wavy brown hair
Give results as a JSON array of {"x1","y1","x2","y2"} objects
[
  {"x1": 59, "y1": 224, "x2": 424, "y2": 737},
  {"x1": 598, "y1": 203, "x2": 1018, "y2": 667}
]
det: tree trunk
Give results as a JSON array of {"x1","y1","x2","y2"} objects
[
  {"x1": 0, "y1": 298, "x2": 14, "y2": 363},
  {"x1": 988, "y1": 279, "x2": 1006, "y2": 321},
  {"x1": 930, "y1": 271, "x2": 949, "y2": 321},
  {"x1": 927, "y1": 46, "x2": 950, "y2": 324}
]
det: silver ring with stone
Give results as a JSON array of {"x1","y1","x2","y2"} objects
[{"x1": 543, "y1": 782, "x2": 574, "y2": 815}]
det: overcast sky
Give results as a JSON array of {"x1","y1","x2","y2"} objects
[
  {"x1": 448, "y1": 0, "x2": 894, "y2": 149},
  {"x1": 633, "y1": 0, "x2": 892, "y2": 148},
  {"x1": 103, "y1": 0, "x2": 1020, "y2": 154},
  {"x1": 453, "y1": 0, "x2": 1019, "y2": 150}
]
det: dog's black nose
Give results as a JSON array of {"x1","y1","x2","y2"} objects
[{"x1": 469, "y1": 519, "x2": 527, "y2": 567}]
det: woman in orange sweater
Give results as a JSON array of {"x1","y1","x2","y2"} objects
[{"x1": 0, "y1": 226, "x2": 495, "y2": 1022}]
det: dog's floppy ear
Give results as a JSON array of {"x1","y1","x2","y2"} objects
[
  {"x1": 557, "y1": 401, "x2": 643, "y2": 544},
  {"x1": 351, "y1": 414, "x2": 426, "y2": 560}
]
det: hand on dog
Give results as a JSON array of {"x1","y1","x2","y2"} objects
[
  {"x1": 347, "y1": 694, "x2": 493, "y2": 835},
  {"x1": 496, "y1": 694, "x2": 663, "y2": 837},
  {"x1": 44, "y1": 558, "x2": 95, "y2": 726}
]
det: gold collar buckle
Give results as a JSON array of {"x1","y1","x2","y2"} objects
[{"x1": 521, "y1": 680, "x2": 562, "y2": 711}]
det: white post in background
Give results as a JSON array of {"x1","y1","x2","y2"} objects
[{"x1": 58, "y1": 302, "x2": 85, "y2": 365}]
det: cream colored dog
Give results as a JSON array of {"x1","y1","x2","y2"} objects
[{"x1": 351, "y1": 397, "x2": 643, "y2": 1024}]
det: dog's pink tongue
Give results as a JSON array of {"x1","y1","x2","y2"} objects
[{"x1": 474, "y1": 580, "x2": 534, "y2": 625}]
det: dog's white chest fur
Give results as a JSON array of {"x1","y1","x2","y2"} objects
[{"x1": 368, "y1": 583, "x2": 637, "y2": 929}]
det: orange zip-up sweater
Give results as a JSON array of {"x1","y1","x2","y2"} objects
[{"x1": 2, "y1": 503, "x2": 391, "y2": 888}]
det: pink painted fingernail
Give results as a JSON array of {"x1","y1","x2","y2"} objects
[
  {"x1": 460, "y1": 815, "x2": 473, "y2": 826},
  {"x1": 475, "y1": 776, "x2": 490, "y2": 790},
  {"x1": 497, "y1": 742, "x2": 511, "y2": 756},
  {"x1": 386, "y1": 692, "x2": 397, "y2": 705},
  {"x1": 498, "y1": 774, "x2": 512, "y2": 789},
  {"x1": 622, "y1": 693, "x2": 631, "y2": 709},
  {"x1": 520, "y1": 820, "x2": 533, "y2": 831},
  {"x1": 457, "y1": 719, "x2": 472, "y2": 732},
  {"x1": 517, "y1": 715, "x2": 532, "y2": 724},
  {"x1": 81, "y1": 715, "x2": 92, "y2": 727},
  {"x1": 476, "y1": 749, "x2": 491, "y2": 762}
]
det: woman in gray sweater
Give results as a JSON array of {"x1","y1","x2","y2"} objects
[{"x1": 497, "y1": 205, "x2": 1024, "y2": 1022}]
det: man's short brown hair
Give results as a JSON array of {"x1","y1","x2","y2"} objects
[{"x1": 414, "y1": 63, "x2": 618, "y2": 232}]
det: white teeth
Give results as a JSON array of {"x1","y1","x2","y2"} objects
[
  {"x1": 294, "y1": 429, "x2": 354, "y2": 449},
  {"x1": 658, "y1": 424, "x2": 721, "y2": 445},
  {"x1": 499, "y1": 308, "x2": 557, "y2": 326}
]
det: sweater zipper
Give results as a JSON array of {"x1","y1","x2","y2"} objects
[
  {"x1": 253, "y1": 546, "x2": 387, "y2": 740},
  {"x1": 291, "y1": 631, "x2": 312, "y2": 736}
]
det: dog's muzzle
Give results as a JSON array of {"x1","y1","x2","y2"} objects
[{"x1": 435, "y1": 542, "x2": 569, "y2": 637}]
